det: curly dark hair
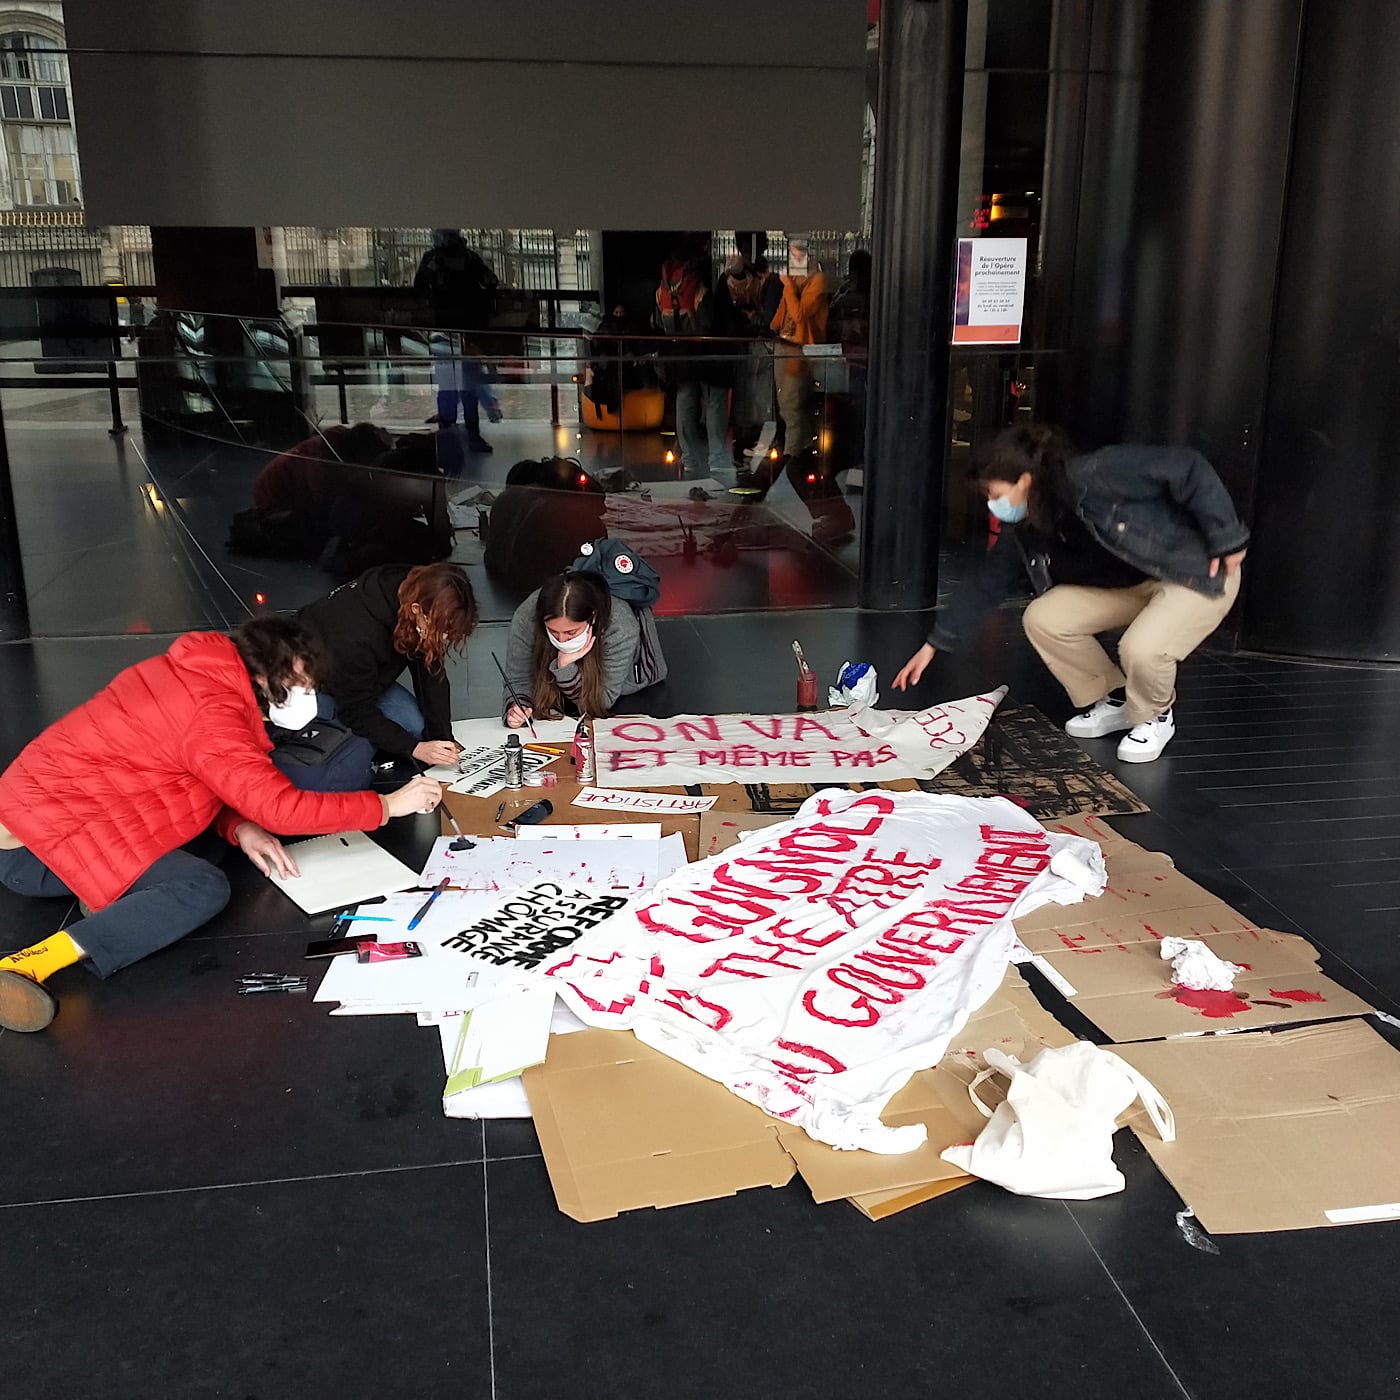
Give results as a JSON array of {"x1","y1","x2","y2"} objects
[{"x1": 232, "y1": 617, "x2": 328, "y2": 708}]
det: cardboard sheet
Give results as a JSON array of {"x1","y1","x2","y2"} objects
[
  {"x1": 523, "y1": 1028, "x2": 798, "y2": 1221},
  {"x1": 697, "y1": 810, "x2": 787, "y2": 859},
  {"x1": 1116, "y1": 1020, "x2": 1400, "y2": 1233},
  {"x1": 522, "y1": 966, "x2": 1080, "y2": 1222},
  {"x1": 1014, "y1": 853, "x2": 1374, "y2": 1039}
]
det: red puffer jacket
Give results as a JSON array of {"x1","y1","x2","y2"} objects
[{"x1": 0, "y1": 632, "x2": 385, "y2": 910}]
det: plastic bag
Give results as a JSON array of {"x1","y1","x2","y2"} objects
[{"x1": 828, "y1": 660, "x2": 878, "y2": 712}]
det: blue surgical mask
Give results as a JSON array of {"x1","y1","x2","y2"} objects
[{"x1": 988, "y1": 496, "x2": 1028, "y2": 524}]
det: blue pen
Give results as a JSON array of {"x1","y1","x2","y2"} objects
[
  {"x1": 407, "y1": 876, "x2": 450, "y2": 931},
  {"x1": 339, "y1": 915, "x2": 395, "y2": 923}
]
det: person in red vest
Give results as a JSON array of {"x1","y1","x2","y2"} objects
[{"x1": 0, "y1": 617, "x2": 443, "y2": 1033}]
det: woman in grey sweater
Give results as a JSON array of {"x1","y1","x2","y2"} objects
[{"x1": 502, "y1": 571, "x2": 666, "y2": 726}]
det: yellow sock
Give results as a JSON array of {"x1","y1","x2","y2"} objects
[{"x1": 0, "y1": 930, "x2": 82, "y2": 983}]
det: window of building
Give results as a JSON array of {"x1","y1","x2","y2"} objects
[
  {"x1": 0, "y1": 32, "x2": 79, "y2": 207},
  {"x1": 5, "y1": 123, "x2": 79, "y2": 206}
]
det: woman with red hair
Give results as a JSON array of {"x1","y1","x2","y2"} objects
[{"x1": 298, "y1": 563, "x2": 479, "y2": 770}]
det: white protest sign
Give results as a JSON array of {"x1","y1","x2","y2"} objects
[
  {"x1": 439, "y1": 881, "x2": 631, "y2": 971},
  {"x1": 573, "y1": 788, "x2": 717, "y2": 814},
  {"x1": 592, "y1": 689, "x2": 1005, "y2": 789},
  {"x1": 543, "y1": 789, "x2": 1103, "y2": 1154},
  {"x1": 420, "y1": 836, "x2": 661, "y2": 892}
]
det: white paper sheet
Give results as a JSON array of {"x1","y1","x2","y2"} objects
[
  {"x1": 452, "y1": 716, "x2": 579, "y2": 748},
  {"x1": 513, "y1": 822, "x2": 664, "y2": 842},
  {"x1": 434, "y1": 993, "x2": 590, "y2": 1118},
  {"x1": 443, "y1": 985, "x2": 556, "y2": 1092},
  {"x1": 313, "y1": 890, "x2": 511, "y2": 1013},
  {"x1": 266, "y1": 831, "x2": 420, "y2": 914},
  {"x1": 573, "y1": 787, "x2": 717, "y2": 814},
  {"x1": 419, "y1": 835, "x2": 664, "y2": 892}
]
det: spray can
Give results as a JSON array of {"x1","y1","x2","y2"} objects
[
  {"x1": 572, "y1": 718, "x2": 596, "y2": 784},
  {"x1": 503, "y1": 733, "x2": 524, "y2": 789}
]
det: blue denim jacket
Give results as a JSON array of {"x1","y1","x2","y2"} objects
[{"x1": 928, "y1": 445, "x2": 1250, "y2": 652}]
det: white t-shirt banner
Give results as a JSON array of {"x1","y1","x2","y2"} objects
[
  {"x1": 544, "y1": 790, "x2": 1104, "y2": 1154},
  {"x1": 591, "y1": 688, "x2": 1006, "y2": 789}
]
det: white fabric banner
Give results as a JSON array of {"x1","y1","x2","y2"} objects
[
  {"x1": 592, "y1": 689, "x2": 1006, "y2": 789},
  {"x1": 543, "y1": 789, "x2": 1104, "y2": 1154}
]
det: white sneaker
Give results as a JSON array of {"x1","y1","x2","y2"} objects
[
  {"x1": 1064, "y1": 698, "x2": 1133, "y2": 738},
  {"x1": 1117, "y1": 710, "x2": 1176, "y2": 763}
]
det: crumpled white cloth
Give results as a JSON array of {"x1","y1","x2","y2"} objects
[{"x1": 1159, "y1": 936, "x2": 1244, "y2": 992}]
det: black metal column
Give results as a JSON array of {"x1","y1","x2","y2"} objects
[
  {"x1": 0, "y1": 391, "x2": 30, "y2": 640},
  {"x1": 858, "y1": 0, "x2": 967, "y2": 611}
]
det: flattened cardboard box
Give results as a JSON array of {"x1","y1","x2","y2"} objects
[
  {"x1": 1116, "y1": 1020, "x2": 1400, "y2": 1234},
  {"x1": 1013, "y1": 846, "x2": 1373, "y2": 1040},
  {"x1": 523, "y1": 1028, "x2": 797, "y2": 1222},
  {"x1": 522, "y1": 969, "x2": 1076, "y2": 1222}
]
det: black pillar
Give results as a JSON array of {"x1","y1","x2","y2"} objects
[
  {"x1": 1244, "y1": 0, "x2": 1400, "y2": 661},
  {"x1": 858, "y1": 0, "x2": 967, "y2": 611},
  {"x1": 0, "y1": 392, "x2": 30, "y2": 641}
]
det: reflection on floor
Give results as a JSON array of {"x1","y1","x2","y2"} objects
[
  {"x1": 9, "y1": 407, "x2": 866, "y2": 635},
  {"x1": 5, "y1": 599, "x2": 1400, "y2": 1399}
]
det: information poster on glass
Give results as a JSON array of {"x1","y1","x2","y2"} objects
[{"x1": 952, "y1": 237, "x2": 1028, "y2": 344}]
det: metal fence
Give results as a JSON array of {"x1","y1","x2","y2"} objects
[
  {"x1": 279, "y1": 227, "x2": 590, "y2": 290},
  {"x1": 0, "y1": 219, "x2": 151, "y2": 288}
]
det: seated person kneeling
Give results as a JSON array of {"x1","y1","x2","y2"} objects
[
  {"x1": 502, "y1": 570, "x2": 666, "y2": 727},
  {"x1": 0, "y1": 618, "x2": 443, "y2": 1033}
]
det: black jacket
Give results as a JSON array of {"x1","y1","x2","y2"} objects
[
  {"x1": 297, "y1": 566, "x2": 453, "y2": 756},
  {"x1": 928, "y1": 445, "x2": 1251, "y2": 651}
]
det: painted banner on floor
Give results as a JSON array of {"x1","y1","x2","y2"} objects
[
  {"x1": 543, "y1": 789, "x2": 1103, "y2": 1154},
  {"x1": 591, "y1": 688, "x2": 1007, "y2": 790}
]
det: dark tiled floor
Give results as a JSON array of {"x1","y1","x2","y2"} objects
[{"x1": 8, "y1": 417, "x2": 1400, "y2": 1397}]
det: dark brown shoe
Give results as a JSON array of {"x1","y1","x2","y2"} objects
[{"x1": 0, "y1": 969, "x2": 57, "y2": 1032}]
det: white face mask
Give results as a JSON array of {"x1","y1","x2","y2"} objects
[
  {"x1": 549, "y1": 624, "x2": 592, "y2": 655},
  {"x1": 268, "y1": 684, "x2": 318, "y2": 731}
]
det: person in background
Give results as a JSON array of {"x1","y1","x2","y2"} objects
[
  {"x1": 655, "y1": 235, "x2": 730, "y2": 478},
  {"x1": 0, "y1": 618, "x2": 442, "y2": 1032},
  {"x1": 415, "y1": 229, "x2": 499, "y2": 453},
  {"x1": 297, "y1": 563, "x2": 478, "y2": 772},
  {"x1": 770, "y1": 236, "x2": 829, "y2": 464},
  {"x1": 892, "y1": 424, "x2": 1250, "y2": 763},
  {"x1": 501, "y1": 571, "x2": 664, "y2": 726},
  {"x1": 427, "y1": 331, "x2": 503, "y2": 447},
  {"x1": 723, "y1": 237, "x2": 784, "y2": 470}
]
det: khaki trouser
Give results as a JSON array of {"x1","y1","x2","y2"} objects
[{"x1": 1021, "y1": 572, "x2": 1241, "y2": 724}]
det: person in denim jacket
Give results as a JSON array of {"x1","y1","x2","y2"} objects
[{"x1": 893, "y1": 424, "x2": 1249, "y2": 763}]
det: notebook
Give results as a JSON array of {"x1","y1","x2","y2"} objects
[{"x1": 266, "y1": 830, "x2": 421, "y2": 914}]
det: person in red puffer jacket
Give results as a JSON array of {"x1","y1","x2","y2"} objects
[{"x1": 0, "y1": 617, "x2": 444, "y2": 1033}]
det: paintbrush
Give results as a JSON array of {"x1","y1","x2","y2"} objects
[
  {"x1": 791, "y1": 638, "x2": 814, "y2": 679},
  {"x1": 443, "y1": 807, "x2": 474, "y2": 852},
  {"x1": 491, "y1": 650, "x2": 539, "y2": 739}
]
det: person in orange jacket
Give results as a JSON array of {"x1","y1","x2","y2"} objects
[
  {"x1": 770, "y1": 236, "x2": 830, "y2": 460},
  {"x1": 0, "y1": 617, "x2": 443, "y2": 1033}
]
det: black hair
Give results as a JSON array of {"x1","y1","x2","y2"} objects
[
  {"x1": 232, "y1": 617, "x2": 327, "y2": 708},
  {"x1": 974, "y1": 423, "x2": 1078, "y2": 533}
]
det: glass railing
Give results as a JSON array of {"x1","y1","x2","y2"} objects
[{"x1": 0, "y1": 299, "x2": 873, "y2": 637}]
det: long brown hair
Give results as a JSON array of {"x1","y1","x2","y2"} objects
[
  {"x1": 531, "y1": 572, "x2": 613, "y2": 719},
  {"x1": 393, "y1": 564, "x2": 479, "y2": 675},
  {"x1": 974, "y1": 423, "x2": 1078, "y2": 533}
]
